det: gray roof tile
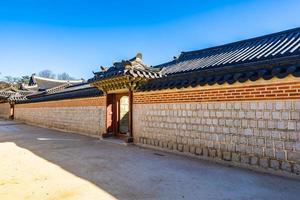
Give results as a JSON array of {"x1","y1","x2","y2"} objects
[{"x1": 155, "y1": 27, "x2": 300, "y2": 75}]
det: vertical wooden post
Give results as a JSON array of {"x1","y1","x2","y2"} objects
[
  {"x1": 10, "y1": 103, "x2": 14, "y2": 120},
  {"x1": 103, "y1": 93, "x2": 115, "y2": 138},
  {"x1": 112, "y1": 94, "x2": 117, "y2": 136},
  {"x1": 128, "y1": 89, "x2": 133, "y2": 142},
  {"x1": 105, "y1": 94, "x2": 108, "y2": 133}
]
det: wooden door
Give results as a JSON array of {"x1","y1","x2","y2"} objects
[{"x1": 106, "y1": 94, "x2": 114, "y2": 133}]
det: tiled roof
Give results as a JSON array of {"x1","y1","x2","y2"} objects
[
  {"x1": 0, "y1": 87, "x2": 33, "y2": 102},
  {"x1": 0, "y1": 91, "x2": 15, "y2": 98},
  {"x1": 16, "y1": 84, "x2": 102, "y2": 104},
  {"x1": 23, "y1": 75, "x2": 85, "y2": 91},
  {"x1": 156, "y1": 27, "x2": 300, "y2": 75},
  {"x1": 138, "y1": 27, "x2": 300, "y2": 91},
  {"x1": 89, "y1": 53, "x2": 164, "y2": 83}
]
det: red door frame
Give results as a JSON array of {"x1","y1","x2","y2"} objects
[
  {"x1": 105, "y1": 92, "x2": 133, "y2": 140},
  {"x1": 106, "y1": 94, "x2": 115, "y2": 134}
]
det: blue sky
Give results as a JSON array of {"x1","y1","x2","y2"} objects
[{"x1": 0, "y1": 0, "x2": 300, "y2": 80}]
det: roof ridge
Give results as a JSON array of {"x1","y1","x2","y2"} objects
[
  {"x1": 180, "y1": 27, "x2": 300, "y2": 57},
  {"x1": 33, "y1": 75, "x2": 83, "y2": 83}
]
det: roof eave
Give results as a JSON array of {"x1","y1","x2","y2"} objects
[{"x1": 165, "y1": 55, "x2": 300, "y2": 78}]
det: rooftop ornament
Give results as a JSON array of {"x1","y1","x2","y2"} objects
[{"x1": 89, "y1": 53, "x2": 165, "y2": 93}]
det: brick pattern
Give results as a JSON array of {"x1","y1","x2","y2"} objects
[
  {"x1": 133, "y1": 81, "x2": 300, "y2": 104},
  {"x1": 15, "y1": 97, "x2": 107, "y2": 137},
  {"x1": 16, "y1": 97, "x2": 106, "y2": 108},
  {"x1": 0, "y1": 103, "x2": 11, "y2": 119},
  {"x1": 133, "y1": 101, "x2": 300, "y2": 175}
]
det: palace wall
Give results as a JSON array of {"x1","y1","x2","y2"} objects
[
  {"x1": 133, "y1": 76, "x2": 300, "y2": 177},
  {"x1": 4, "y1": 75, "x2": 300, "y2": 177},
  {"x1": 14, "y1": 97, "x2": 106, "y2": 138},
  {"x1": 0, "y1": 102, "x2": 11, "y2": 119}
]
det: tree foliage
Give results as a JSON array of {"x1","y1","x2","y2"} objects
[
  {"x1": 4, "y1": 76, "x2": 20, "y2": 84},
  {"x1": 0, "y1": 69, "x2": 79, "y2": 90},
  {"x1": 38, "y1": 70, "x2": 75, "y2": 80},
  {"x1": 57, "y1": 72, "x2": 74, "y2": 80},
  {"x1": 3, "y1": 76, "x2": 30, "y2": 84},
  {"x1": 38, "y1": 70, "x2": 56, "y2": 79},
  {"x1": 20, "y1": 76, "x2": 30, "y2": 84}
]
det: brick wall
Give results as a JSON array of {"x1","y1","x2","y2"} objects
[
  {"x1": 133, "y1": 78, "x2": 300, "y2": 177},
  {"x1": 15, "y1": 97, "x2": 106, "y2": 137},
  {"x1": 134, "y1": 81, "x2": 300, "y2": 104},
  {"x1": 0, "y1": 102, "x2": 11, "y2": 119}
]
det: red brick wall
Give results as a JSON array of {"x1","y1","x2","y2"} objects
[
  {"x1": 16, "y1": 97, "x2": 106, "y2": 108},
  {"x1": 133, "y1": 81, "x2": 300, "y2": 104}
]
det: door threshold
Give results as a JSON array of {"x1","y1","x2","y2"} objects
[{"x1": 100, "y1": 137, "x2": 133, "y2": 146}]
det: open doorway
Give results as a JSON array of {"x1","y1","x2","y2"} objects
[
  {"x1": 118, "y1": 95, "x2": 129, "y2": 135},
  {"x1": 105, "y1": 93, "x2": 130, "y2": 139}
]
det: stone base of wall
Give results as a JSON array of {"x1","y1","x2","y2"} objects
[
  {"x1": 14, "y1": 97, "x2": 107, "y2": 138},
  {"x1": 137, "y1": 138, "x2": 300, "y2": 179},
  {"x1": 15, "y1": 106, "x2": 106, "y2": 138},
  {"x1": 133, "y1": 100, "x2": 300, "y2": 179},
  {"x1": 15, "y1": 117, "x2": 101, "y2": 139}
]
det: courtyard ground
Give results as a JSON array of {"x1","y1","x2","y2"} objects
[{"x1": 0, "y1": 119, "x2": 300, "y2": 200}]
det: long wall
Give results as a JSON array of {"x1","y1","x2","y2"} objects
[
  {"x1": 0, "y1": 102, "x2": 11, "y2": 119},
  {"x1": 1, "y1": 76, "x2": 300, "y2": 177},
  {"x1": 14, "y1": 97, "x2": 107, "y2": 137},
  {"x1": 133, "y1": 76, "x2": 300, "y2": 177}
]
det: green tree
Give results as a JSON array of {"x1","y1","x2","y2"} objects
[
  {"x1": 19, "y1": 76, "x2": 30, "y2": 84},
  {"x1": 4, "y1": 76, "x2": 20, "y2": 84}
]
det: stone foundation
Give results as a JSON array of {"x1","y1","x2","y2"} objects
[
  {"x1": 133, "y1": 100, "x2": 300, "y2": 176},
  {"x1": 14, "y1": 97, "x2": 106, "y2": 137}
]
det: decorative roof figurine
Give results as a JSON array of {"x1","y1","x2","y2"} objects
[{"x1": 89, "y1": 53, "x2": 165, "y2": 93}]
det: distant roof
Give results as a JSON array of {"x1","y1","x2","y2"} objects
[
  {"x1": 0, "y1": 86, "x2": 33, "y2": 102},
  {"x1": 23, "y1": 75, "x2": 85, "y2": 91},
  {"x1": 17, "y1": 83, "x2": 102, "y2": 104},
  {"x1": 0, "y1": 72, "x2": 92, "y2": 104},
  {"x1": 156, "y1": 27, "x2": 300, "y2": 75},
  {"x1": 139, "y1": 27, "x2": 300, "y2": 91}
]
